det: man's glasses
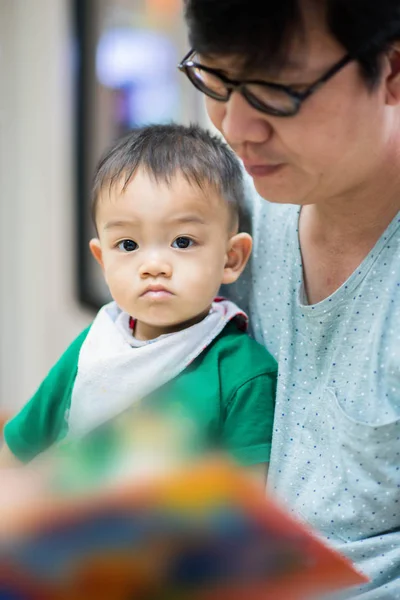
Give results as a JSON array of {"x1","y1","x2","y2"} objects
[{"x1": 178, "y1": 50, "x2": 353, "y2": 117}]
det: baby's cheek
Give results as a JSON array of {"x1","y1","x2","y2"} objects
[
  {"x1": 185, "y1": 264, "x2": 222, "y2": 301},
  {"x1": 105, "y1": 269, "x2": 132, "y2": 305},
  {"x1": 201, "y1": 257, "x2": 225, "y2": 284},
  {"x1": 105, "y1": 261, "x2": 130, "y2": 286}
]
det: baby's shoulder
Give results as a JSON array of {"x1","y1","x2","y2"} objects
[{"x1": 211, "y1": 321, "x2": 277, "y2": 378}]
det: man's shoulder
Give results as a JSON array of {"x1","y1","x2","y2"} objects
[{"x1": 252, "y1": 199, "x2": 298, "y2": 241}]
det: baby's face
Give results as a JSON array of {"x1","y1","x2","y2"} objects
[{"x1": 91, "y1": 169, "x2": 239, "y2": 339}]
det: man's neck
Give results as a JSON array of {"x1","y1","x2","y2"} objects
[{"x1": 299, "y1": 159, "x2": 400, "y2": 304}]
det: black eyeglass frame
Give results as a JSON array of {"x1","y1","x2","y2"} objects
[{"x1": 178, "y1": 49, "x2": 353, "y2": 117}]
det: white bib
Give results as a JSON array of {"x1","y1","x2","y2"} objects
[{"x1": 67, "y1": 299, "x2": 247, "y2": 437}]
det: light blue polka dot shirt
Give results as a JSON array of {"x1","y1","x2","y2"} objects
[{"x1": 227, "y1": 181, "x2": 400, "y2": 599}]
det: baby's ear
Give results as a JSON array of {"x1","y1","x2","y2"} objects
[
  {"x1": 222, "y1": 233, "x2": 252, "y2": 285},
  {"x1": 89, "y1": 238, "x2": 104, "y2": 270}
]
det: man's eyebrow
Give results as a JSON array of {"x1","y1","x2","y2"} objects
[{"x1": 198, "y1": 52, "x2": 307, "y2": 78}]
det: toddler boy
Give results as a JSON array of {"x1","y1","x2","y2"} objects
[{"x1": 0, "y1": 124, "x2": 276, "y2": 484}]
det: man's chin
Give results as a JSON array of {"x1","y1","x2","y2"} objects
[
  {"x1": 253, "y1": 183, "x2": 296, "y2": 205},
  {"x1": 252, "y1": 180, "x2": 309, "y2": 206}
]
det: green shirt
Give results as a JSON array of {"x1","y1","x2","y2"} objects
[{"x1": 4, "y1": 321, "x2": 277, "y2": 467}]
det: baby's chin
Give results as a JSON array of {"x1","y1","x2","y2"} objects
[{"x1": 135, "y1": 310, "x2": 210, "y2": 335}]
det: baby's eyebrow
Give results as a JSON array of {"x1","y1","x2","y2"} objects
[
  {"x1": 102, "y1": 215, "x2": 208, "y2": 230},
  {"x1": 168, "y1": 214, "x2": 207, "y2": 225},
  {"x1": 103, "y1": 219, "x2": 136, "y2": 230}
]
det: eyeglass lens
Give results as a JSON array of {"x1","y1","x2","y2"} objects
[{"x1": 187, "y1": 64, "x2": 298, "y2": 115}]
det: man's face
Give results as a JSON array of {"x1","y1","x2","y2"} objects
[{"x1": 203, "y1": 10, "x2": 391, "y2": 205}]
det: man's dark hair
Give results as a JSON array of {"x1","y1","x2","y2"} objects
[
  {"x1": 185, "y1": 0, "x2": 400, "y2": 86},
  {"x1": 92, "y1": 123, "x2": 245, "y2": 229}
]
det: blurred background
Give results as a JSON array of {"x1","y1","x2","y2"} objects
[{"x1": 0, "y1": 0, "x2": 209, "y2": 416}]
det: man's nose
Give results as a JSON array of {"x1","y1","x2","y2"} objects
[
  {"x1": 221, "y1": 91, "x2": 273, "y2": 147},
  {"x1": 139, "y1": 253, "x2": 172, "y2": 278}
]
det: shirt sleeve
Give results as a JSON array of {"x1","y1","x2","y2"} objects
[
  {"x1": 3, "y1": 327, "x2": 91, "y2": 462},
  {"x1": 221, "y1": 372, "x2": 276, "y2": 466}
]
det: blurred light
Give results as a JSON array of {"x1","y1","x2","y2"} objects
[
  {"x1": 146, "y1": 0, "x2": 181, "y2": 15},
  {"x1": 96, "y1": 27, "x2": 176, "y2": 89}
]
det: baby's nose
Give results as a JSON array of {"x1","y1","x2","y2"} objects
[{"x1": 139, "y1": 256, "x2": 172, "y2": 278}]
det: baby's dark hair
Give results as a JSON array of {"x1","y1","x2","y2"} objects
[{"x1": 92, "y1": 123, "x2": 245, "y2": 230}]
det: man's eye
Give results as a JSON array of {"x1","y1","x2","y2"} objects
[
  {"x1": 117, "y1": 239, "x2": 138, "y2": 252},
  {"x1": 172, "y1": 237, "x2": 194, "y2": 249}
]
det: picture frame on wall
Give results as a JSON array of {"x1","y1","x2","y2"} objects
[{"x1": 74, "y1": 0, "x2": 203, "y2": 310}]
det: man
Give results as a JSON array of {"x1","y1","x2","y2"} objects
[{"x1": 180, "y1": 1, "x2": 400, "y2": 598}]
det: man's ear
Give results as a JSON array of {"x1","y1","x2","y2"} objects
[
  {"x1": 385, "y1": 44, "x2": 400, "y2": 106},
  {"x1": 89, "y1": 238, "x2": 104, "y2": 270},
  {"x1": 222, "y1": 233, "x2": 252, "y2": 285}
]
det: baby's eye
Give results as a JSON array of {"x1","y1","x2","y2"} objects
[
  {"x1": 117, "y1": 239, "x2": 138, "y2": 252},
  {"x1": 172, "y1": 237, "x2": 194, "y2": 249}
]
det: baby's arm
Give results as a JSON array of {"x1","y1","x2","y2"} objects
[
  {"x1": 0, "y1": 442, "x2": 22, "y2": 468},
  {"x1": 1, "y1": 327, "x2": 90, "y2": 466},
  {"x1": 247, "y1": 462, "x2": 269, "y2": 486},
  {"x1": 221, "y1": 369, "x2": 276, "y2": 480}
]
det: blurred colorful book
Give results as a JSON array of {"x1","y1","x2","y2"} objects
[{"x1": 0, "y1": 459, "x2": 367, "y2": 600}]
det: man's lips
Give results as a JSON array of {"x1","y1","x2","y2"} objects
[{"x1": 242, "y1": 161, "x2": 285, "y2": 177}]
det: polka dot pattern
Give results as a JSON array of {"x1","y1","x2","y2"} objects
[{"x1": 227, "y1": 179, "x2": 400, "y2": 598}]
